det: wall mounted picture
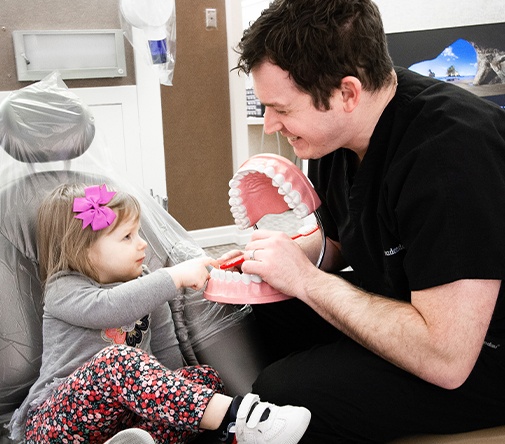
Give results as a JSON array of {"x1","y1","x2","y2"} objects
[{"x1": 387, "y1": 22, "x2": 505, "y2": 109}]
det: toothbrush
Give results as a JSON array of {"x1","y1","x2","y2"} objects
[{"x1": 219, "y1": 225, "x2": 319, "y2": 270}]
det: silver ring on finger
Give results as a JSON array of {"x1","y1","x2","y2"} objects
[{"x1": 248, "y1": 249, "x2": 257, "y2": 261}]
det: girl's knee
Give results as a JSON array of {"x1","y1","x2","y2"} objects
[{"x1": 177, "y1": 365, "x2": 225, "y2": 393}]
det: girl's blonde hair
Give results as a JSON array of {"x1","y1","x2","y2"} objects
[{"x1": 37, "y1": 183, "x2": 141, "y2": 284}]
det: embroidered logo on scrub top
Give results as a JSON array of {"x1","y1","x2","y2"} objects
[
  {"x1": 102, "y1": 314, "x2": 150, "y2": 347},
  {"x1": 384, "y1": 244, "x2": 405, "y2": 257}
]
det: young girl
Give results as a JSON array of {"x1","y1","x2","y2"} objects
[{"x1": 8, "y1": 183, "x2": 311, "y2": 444}]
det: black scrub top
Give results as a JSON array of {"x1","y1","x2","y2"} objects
[{"x1": 309, "y1": 67, "x2": 505, "y2": 337}]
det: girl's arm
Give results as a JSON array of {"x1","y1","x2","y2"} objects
[
  {"x1": 46, "y1": 256, "x2": 214, "y2": 329},
  {"x1": 45, "y1": 270, "x2": 179, "y2": 329}
]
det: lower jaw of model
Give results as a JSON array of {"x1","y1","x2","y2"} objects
[{"x1": 204, "y1": 154, "x2": 321, "y2": 304}]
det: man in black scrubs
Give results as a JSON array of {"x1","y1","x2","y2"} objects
[{"x1": 234, "y1": 0, "x2": 505, "y2": 442}]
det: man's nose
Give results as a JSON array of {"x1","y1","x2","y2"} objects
[{"x1": 263, "y1": 107, "x2": 283, "y2": 135}]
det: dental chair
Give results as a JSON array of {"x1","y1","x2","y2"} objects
[{"x1": 0, "y1": 73, "x2": 266, "y2": 443}]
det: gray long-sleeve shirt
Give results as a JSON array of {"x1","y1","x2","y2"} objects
[{"x1": 9, "y1": 266, "x2": 184, "y2": 440}]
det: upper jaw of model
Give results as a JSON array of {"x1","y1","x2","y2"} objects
[
  {"x1": 205, "y1": 154, "x2": 321, "y2": 304},
  {"x1": 228, "y1": 154, "x2": 321, "y2": 229}
]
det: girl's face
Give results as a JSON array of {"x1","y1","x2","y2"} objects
[{"x1": 87, "y1": 216, "x2": 147, "y2": 284}]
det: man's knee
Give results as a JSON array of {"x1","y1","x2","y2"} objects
[{"x1": 252, "y1": 354, "x2": 309, "y2": 405}]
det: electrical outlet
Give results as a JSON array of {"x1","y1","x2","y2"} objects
[{"x1": 205, "y1": 8, "x2": 217, "y2": 29}]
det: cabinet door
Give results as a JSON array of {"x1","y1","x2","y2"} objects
[{"x1": 74, "y1": 86, "x2": 144, "y2": 188}]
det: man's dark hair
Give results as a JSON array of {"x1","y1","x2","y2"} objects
[{"x1": 235, "y1": 0, "x2": 394, "y2": 110}]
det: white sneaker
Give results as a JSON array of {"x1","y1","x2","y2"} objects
[
  {"x1": 234, "y1": 393, "x2": 311, "y2": 444},
  {"x1": 104, "y1": 428, "x2": 155, "y2": 444}
]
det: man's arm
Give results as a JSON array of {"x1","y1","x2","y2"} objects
[
  {"x1": 241, "y1": 230, "x2": 500, "y2": 389},
  {"x1": 302, "y1": 274, "x2": 499, "y2": 389}
]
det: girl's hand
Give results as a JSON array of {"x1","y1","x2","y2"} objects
[{"x1": 167, "y1": 256, "x2": 217, "y2": 290}]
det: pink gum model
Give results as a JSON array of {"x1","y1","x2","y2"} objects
[{"x1": 204, "y1": 154, "x2": 322, "y2": 304}]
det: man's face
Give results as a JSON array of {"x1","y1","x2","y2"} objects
[{"x1": 252, "y1": 61, "x2": 355, "y2": 160}]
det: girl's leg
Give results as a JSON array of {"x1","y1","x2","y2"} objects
[
  {"x1": 133, "y1": 365, "x2": 226, "y2": 443},
  {"x1": 25, "y1": 345, "x2": 224, "y2": 444}
]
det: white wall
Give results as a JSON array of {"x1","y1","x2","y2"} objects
[
  {"x1": 241, "y1": 0, "x2": 505, "y2": 34},
  {"x1": 375, "y1": 0, "x2": 505, "y2": 33}
]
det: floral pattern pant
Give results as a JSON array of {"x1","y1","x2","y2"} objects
[{"x1": 25, "y1": 345, "x2": 225, "y2": 443}]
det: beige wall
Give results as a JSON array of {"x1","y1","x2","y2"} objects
[
  {"x1": 0, "y1": 0, "x2": 135, "y2": 90},
  {"x1": 162, "y1": 0, "x2": 234, "y2": 231}
]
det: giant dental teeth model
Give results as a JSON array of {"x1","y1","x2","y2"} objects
[
  {"x1": 228, "y1": 154, "x2": 321, "y2": 229},
  {"x1": 204, "y1": 154, "x2": 322, "y2": 304}
]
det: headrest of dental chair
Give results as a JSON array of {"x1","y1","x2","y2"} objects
[{"x1": 0, "y1": 72, "x2": 95, "y2": 163}]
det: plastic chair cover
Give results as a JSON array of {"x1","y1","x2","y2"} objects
[{"x1": 0, "y1": 72, "x2": 252, "y2": 437}]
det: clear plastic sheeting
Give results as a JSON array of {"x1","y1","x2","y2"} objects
[
  {"x1": 0, "y1": 74, "x2": 95, "y2": 164},
  {"x1": 0, "y1": 72, "x2": 251, "y2": 434},
  {"x1": 120, "y1": 0, "x2": 176, "y2": 86}
]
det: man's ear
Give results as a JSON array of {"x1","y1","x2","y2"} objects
[{"x1": 340, "y1": 76, "x2": 361, "y2": 112}]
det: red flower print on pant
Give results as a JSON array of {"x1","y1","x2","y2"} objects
[{"x1": 25, "y1": 345, "x2": 224, "y2": 443}]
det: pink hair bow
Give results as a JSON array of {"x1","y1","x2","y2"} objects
[{"x1": 73, "y1": 185, "x2": 117, "y2": 231}]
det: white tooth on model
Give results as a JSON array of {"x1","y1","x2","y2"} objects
[
  {"x1": 251, "y1": 274, "x2": 262, "y2": 283},
  {"x1": 230, "y1": 206, "x2": 245, "y2": 217},
  {"x1": 231, "y1": 209, "x2": 242, "y2": 219},
  {"x1": 229, "y1": 188, "x2": 241, "y2": 197},
  {"x1": 272, "y1": 173, "x2": 285, "y2": 187},
  {"x1": 234, "y1": 205, "x2": 247, "y2": 216},
  {"x1": 235, "y1": 217, "x2": 250, "y2": 229},
  {"x1": 253, "y1": 163, "x2": 265, "y2": 173},
  {"x1": 293, "y1": 203, "x2": 309, "y2": 218},
  {"x1": 228, "y1": 197, "x2": 243, "y2": 206},
  {"x1": 284, "y1": 190, "x2": 301, "y2": 208},
  {"x1": 210, "y1": 270, "x2": 269, "y2": 287},
  {"x1": 285, "y1": 198, "x2": 295, "y2": 209},
  {"x1": 290, "y1": 190, "x2": 301, "y2": 205},
  {"x1": 279, "y1": 182, "x2": 292, "y2": 195},
  {"x1": 231, "y1": 208, "x2": 242, "y2": 218},
  {"x1": 264, "y1": 166, "x2": 276, "y2": 178}
]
